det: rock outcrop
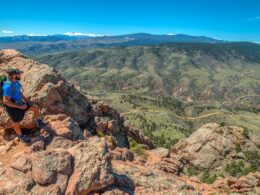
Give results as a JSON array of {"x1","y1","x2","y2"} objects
[
  {"x1": 213, "y1": 172, "x2": 260, "y2": 194},
  {"x1": 0, "y1": 49, "x2": 91, "y2": 129},
  {"x1": 171, "y1": 123, "x2": 260, "y2": 170},
  {"x1": 0, "y1": 49, "x2": 130, "y2": 147},
  {"x1": 170, "y1": 123, "x2": 260, "y2": 194}
]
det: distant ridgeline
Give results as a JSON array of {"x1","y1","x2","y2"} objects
[{"x1": 0, "y1": 33, "x2": 225, "y2": 56}]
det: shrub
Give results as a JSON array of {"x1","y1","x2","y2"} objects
[
  {"x1": 153, "y1": 135, "x2": 178, "y2": 149},
  {"x1": 244, "y1": 151, "x2": 260, "y2": 171},
  {"x1": 130, "y1": 139, "x2": 145, "y2": 155},
  {"x1": 220, "y1": 122, "x2": 225, "y2": 127},
  {"x1": 235, "y1": 144, "x2": 242, "y2": 153},
  {"x1": 225, "y1": 151, "x2": 260, "y2": 178},
  {"x1": 242, "y1": 128, "x2": 250, "y2": 138},
  {"x1": 200, "y1": 170, "x2": 217, "y2": 184},
  {"x1": 218, "y1": 172, "x2": 225, "y2": 178},
  {"x1": 187, "y1": 165, "x2": 199, "y2": 176},
  {"x1": 96, "y1": 130, "x2": 105, "y2": 137},
  {"x1": 225, "y1": 161, "x2": 245, "y2": 177}
]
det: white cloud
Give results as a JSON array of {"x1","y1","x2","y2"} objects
[
  {"x1": 86, "y1": 33, "x2": 109, "y2": 37},
  {"x1": 2, "y1": 30, "x2": 14, "y2": 34},
  {"x1": 63, "y1": 32, "x2": 108, "y2": 37},
  {"x1": 64, "y1": 32, "x2": 86, "y2": 36},
  {"x1": 166, "y1": 33, "x2": 176, "y2": 36},
  {"x1": 245, "y1": 16, "x2": 260, "y2": 21},
  {"x1": 27, "y1": 33, "x2": 47, "y2": 36}
]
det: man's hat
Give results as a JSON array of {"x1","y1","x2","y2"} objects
[{"x1": 6, "y1": 67, "x2": 24, "y2": 75}]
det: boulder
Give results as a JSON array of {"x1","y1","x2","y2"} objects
[
  {"x1": 111, "y1": 159, "x2": 199, "y2": 194},
  {"x1": 111, "y1": 147, "x2": 134, "y2": 161},
  {"x1": 171, "y1": 123, "x2": 259, "y2": 170},
  {"x1": 44, "y1": 114, "x2": 84, "y2": 140},
  {"x1": 146, "y1": 147, "x2": 183, "y2": 175},
  {"x1": 148, "y1": 147, "x2": 169, "y2": 161},
  {"x1": 66, "y1": 138, "x2": 114, "y2": 194},
  {"x1": 31, "y1": 150, "x2": 72, "y2": 186},
  {"x1": 47, "y1": 136, "x2": 75, "y2": 150},
  {"x1": 0, "y1": 168, "x2": 35, "y2": 194},
  {"x1": 11, "y1": 154, "x2": 32, "y2": 173}
]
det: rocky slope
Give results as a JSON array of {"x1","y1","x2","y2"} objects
[{"x1": 0, "y1": 49, "x2": 259, "y2": 194}]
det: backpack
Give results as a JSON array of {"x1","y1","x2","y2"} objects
[{"x1": 0, "y1": 75, "x2": 14, "y2": 107}]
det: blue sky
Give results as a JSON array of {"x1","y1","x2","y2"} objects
[{"x1": 0, "y1": 0, "x2": 259, "y2": 42}]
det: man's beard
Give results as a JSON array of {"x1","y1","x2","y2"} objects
[{"x1": 16, "y1": 77, "x2": 21, "y2": 80}]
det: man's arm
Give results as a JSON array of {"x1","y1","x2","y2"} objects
[
  {"x1": 2, "y1": 85, "x2": 26, "y2": 109},
  {"x1": 3, "y1": 96, "x2": 25, "y2": 109},
  {"x1": 21, "y1": 91, "x2": 29, "y2": 103}
]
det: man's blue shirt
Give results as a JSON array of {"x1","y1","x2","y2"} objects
[{"x1": 2, "y1": 79, "x2": 23, "y2": 106}]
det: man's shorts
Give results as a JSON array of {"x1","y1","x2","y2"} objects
[{"x1": 4, "y1": 103, "x2": 32, "y2": 122}]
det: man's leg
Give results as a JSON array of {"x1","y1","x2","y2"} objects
[
  {"x1": 28, "y1": 105, "x2": 46, "y2": 128},
  {"x1": 13, "y1": 122, "x2": 22, "y2": 135},
  {"x1": 28, "y1": 105, "x2": 41, "y2": 120},
  {"x1": 5, "y1": 106, "x2": 31, "y2": 143},
  {"x1": 13, "y1": 121, "x2": 31, "y2": 143}
]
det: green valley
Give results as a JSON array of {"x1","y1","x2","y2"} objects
[{"x1": 36, "y1": 42, "x2": 260, "y2": 148}]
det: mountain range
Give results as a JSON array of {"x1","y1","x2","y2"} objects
[
  {"x1": 0, "y1": 33, "x2": 224, "y2": 43},
  {"x1": 0, "y1": 33, "x2": 224, "y2": 55}
]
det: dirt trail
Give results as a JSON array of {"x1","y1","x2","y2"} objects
[{"x1": 121, "y1": 108, "x2": 260, "y2": 120}]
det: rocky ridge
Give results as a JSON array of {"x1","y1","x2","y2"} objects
[{"x1": 0, "y1": 49, "x2": 259, "y2": 194}]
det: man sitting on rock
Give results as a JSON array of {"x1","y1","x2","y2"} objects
[{"x1": 2, "y1": 68, "x2": 46, "y2": 143}]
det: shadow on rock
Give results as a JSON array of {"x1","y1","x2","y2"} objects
[{"x1": 100, "y1": 173, "x2": 136, "y2": 195}]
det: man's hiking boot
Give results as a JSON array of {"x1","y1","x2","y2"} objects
[
  {"x1": 35, "y1": 135, "x2": 46, "y2": 142},
  {"x1": 36, "y1": 119, "x2": 47, "y2": 128},
  {"x1": 18, "y1": 134, "x2": 32, "y2": 144}
]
